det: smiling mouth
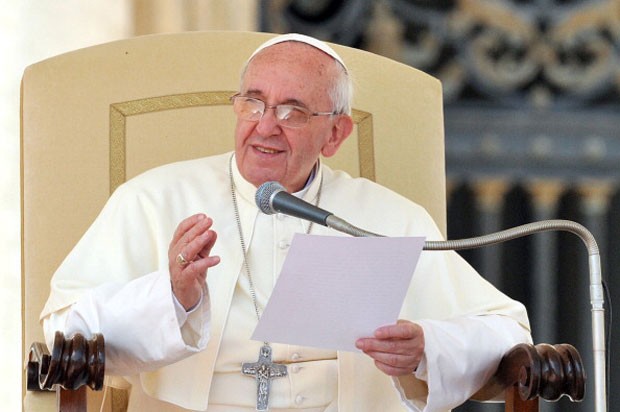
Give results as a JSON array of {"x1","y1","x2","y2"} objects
[{"x1": 255, "y1": 146, "x2": 281, "y2": 154}]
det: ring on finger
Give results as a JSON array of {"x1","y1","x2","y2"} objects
[{"x1": 176, "y1": 252, "x2": 190, "y2": 267}]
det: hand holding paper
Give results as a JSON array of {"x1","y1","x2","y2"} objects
[{"x1": 355, "y1": 319, "x2": 425, "y2": 376}]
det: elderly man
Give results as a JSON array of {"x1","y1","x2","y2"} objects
[{"x1": 41, "y1": 34, "x2": 531, "y2": 411}]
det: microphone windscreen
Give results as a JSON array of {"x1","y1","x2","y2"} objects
[{"x1": 255, "y1": 181, "x2": 285, "y2": 214}]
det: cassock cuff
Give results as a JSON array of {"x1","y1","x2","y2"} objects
[
  {"x1": 171, "y1": 283, "x2": 211, "y2": 349},
  {"x1": 172, "y1": 288, "x2": 204, "y2": 327}
]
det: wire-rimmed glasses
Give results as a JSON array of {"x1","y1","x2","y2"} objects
[{"x1": 230, "y1": 94, "x2": 338, "y2": 128}]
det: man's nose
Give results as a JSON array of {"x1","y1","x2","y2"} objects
[{"x1": 255, "y1": 107, "x2": 281, "y2": 135}]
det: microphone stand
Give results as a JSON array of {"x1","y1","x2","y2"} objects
[{"x1": 324, "y1": 216, "x2": 607, "y2": 412}]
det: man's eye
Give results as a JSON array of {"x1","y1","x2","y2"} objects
[{"x1": 279, "y1": 107, "x2": 294, "y2": 120}]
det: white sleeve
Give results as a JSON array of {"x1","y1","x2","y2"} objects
[
  {"x1": 393, "y1": 314, "x2": 532, "y2": 412},
  {"x1": 42, "y1": 270, "x2": 212, "y2": 376},
  {"x1": 172, "y1": 286, "x2": 210, "y2": 347}
]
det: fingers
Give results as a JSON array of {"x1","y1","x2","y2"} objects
[
  {"x1": 170, "y1": 214, "x2": 205, "y2": 246},
  {"x1": 359, "y1": 321, "x2": 422, "y2": 349},
  {"x1": 196, "y1": 228, "x2": 218, "y2": 259},
  {"x1": 170, "y1": 214, "x2": 213, "y2": 261},
  {"x1": 181, "y1": 226, "x2": 218, "y2": 265},
  {"x1": 374, "y1": 319, "x2": 420, "y2": 340},
  {"x1": 373, "y1": 358, "x2": 417, "y2": 376},
  {"x1": 364, "y1": 347, "x2": 420, "y2": 375},
  {"x1": 355, "y1": 320, "x2": 424, "y2": 376},
  {"x1": 170, "y1": 214, "x2": 220, "y2": 269}
]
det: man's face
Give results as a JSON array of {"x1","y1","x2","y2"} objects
[{"x1": 234, "y1": 42, "x2": 351, "y2": 193}]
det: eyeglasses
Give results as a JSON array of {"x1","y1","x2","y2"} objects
[{"x1": 230, "y1": 94, "x2": 338, "y2": 128}]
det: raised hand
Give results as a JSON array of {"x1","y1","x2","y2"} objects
[{"x1": 168, "y1": 214, "x2": 220, "y2": 310}]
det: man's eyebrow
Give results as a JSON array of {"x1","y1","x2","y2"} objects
[
  {"x1": 281, "y1": 98, "x2": 307, "y2": 108},
  {"x1": 243, "y1": 89, "x2": 308, "y2": 108},
  {"x1": 243, "y1": 89, "x2": 263, "y2": 97}
]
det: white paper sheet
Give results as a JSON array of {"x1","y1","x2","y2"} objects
[{"x1": 251, "y1": 234, "x2": 425, "y2": 352}]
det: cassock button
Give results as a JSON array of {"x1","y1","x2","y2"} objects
[
  {"x1": 290, "y1": 364, "x2": 301, "y2": 373},
  {"x1": 278, "y1": 240, "x2": 290, "y2": 249},
  {"x1": 291, "y1": 353, "x2": 301, "y2": 361},
  {"x1": 295, "y1": 395, "x2": 305, "y2": 405}
]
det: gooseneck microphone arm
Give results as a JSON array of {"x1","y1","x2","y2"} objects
[
  {"x1": 255, "y1": 181, "x2": 607, "y2": 412},
  {"x1": 424, "y1": 220, "x2": 606, "y2": 412},
  {"x1": 324, "y1": 215, "x2": 382, "y2": 237}
]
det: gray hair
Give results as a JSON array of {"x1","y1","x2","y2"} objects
[
  {"x1": 329, "y1": 61, "x2": 353, "y2": 115},
  {"x1": 239, "y1": 42, "x2": 353, "y2": 116}
]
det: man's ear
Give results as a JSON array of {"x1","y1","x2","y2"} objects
[{"x1": 321, "y1": 115, "x2": 354, "y2": 158}]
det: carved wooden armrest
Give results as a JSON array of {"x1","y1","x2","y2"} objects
[
  {"x1": 27, "y1": 331, "x2": 105, "y2": 392},
  {"x1": 26, "y1": 334, "x2": 585, "y2": 412},
  {"x1": 472, "y1": 343, "x2": 585, "y2": 406}
]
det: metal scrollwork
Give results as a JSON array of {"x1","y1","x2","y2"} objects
[{"x1": 387, "y1": 0, "x2": 620, "y2": 108}]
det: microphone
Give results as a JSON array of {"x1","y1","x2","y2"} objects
[
  {"x1": 255, "y1": 181, "x2": 332, "y2": 226},
  {"x1": 254, "y1": 181, "x2": 381, "y2": 237}
]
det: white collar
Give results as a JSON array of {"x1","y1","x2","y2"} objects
[{"x1": 230, "y1": 154, "x2": 323, "y2": 209}]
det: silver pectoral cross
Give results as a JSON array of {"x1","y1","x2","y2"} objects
[{"x1": 242, "y1": 344, "x2": 288, "y2": 411}]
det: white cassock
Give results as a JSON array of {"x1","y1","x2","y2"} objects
[{"x1": 41, "y1": 152, "x2": 531, "y2": 412}]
